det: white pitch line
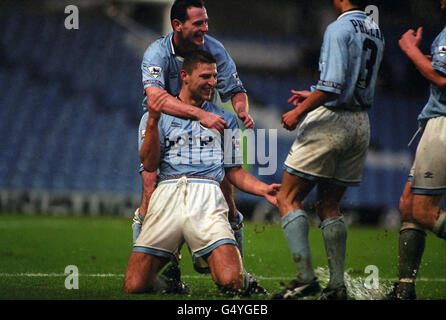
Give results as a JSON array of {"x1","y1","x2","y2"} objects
[{"x1": 0, "y1": 273, "x2": 445, "y2": 282}]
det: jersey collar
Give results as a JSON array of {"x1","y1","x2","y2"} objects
[
  {"x1": 169, "y1": 33, "x2": 175, "y2": 55},
  {"x1": 169, "y1": 33, "x2": 184, "y2": 59},
  {"x1": 177, "y1": 96, "x2": 208, "y2": 109},
  {"x1": 337, "y1": 9, "x2": 365, "y2": 20},
  {"x1": 169, "y1": 33, "x2": 183, "y2": 58}
]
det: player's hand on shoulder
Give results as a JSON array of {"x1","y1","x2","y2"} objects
[
  {"x1": 287, "y1": 90, "x2": 311, "y2": 107},
  {"x1": 148, "y1": 89, "x2": 169, "y2": 120},
  {"x1": 399, "y1": 27, "x2": 423, "y2": 53},
  {"x1": 199, "y1": 111, "x2": 227, "y2": 135},
  {"x1": 237, "y1": 111, "x2": 255, "y2": 129}
]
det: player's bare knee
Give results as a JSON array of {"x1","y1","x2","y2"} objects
[
  {"x1": 277, "y1": 189, "x2": 299, "y2": 209},
  {"x1": 316, "y1": 202, "x2": 340, "y2": 221},
  {"x1": 123, "y1": 273, "x2": 146, "y2": 294},
  {"x1": 122, "y1": 280, "x2": 136, "y2": 294},
  {"x1": 399, "y1": 196, "x2": 413, "y2": 220},
  {"x1": 215, "y1": 270, "x2": 244, "y2": 291},
  {"x1": 411, "y1": 201, "x2": 439, "y2": 229},
  {"x1": 123, "y1": 279, "x2": 150, "y2": 294}
]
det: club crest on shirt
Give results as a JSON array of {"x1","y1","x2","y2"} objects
[
  {"x1": 147, "y1": 66, "x2": 162, "y2": 78},
  {"x1": 232, "y1": 72, "x2": 241, "y2": 85},
  {"x1": 438, "y1": 46, "x2": 446, "y2": 56}
]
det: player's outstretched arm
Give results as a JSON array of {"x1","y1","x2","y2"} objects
[
  {"x1": 281, "y1": 89, "x2": 335, "y2": 131},
  {"x1": 139, "y1": 90, "x2": 166, "y2": 172},
  {"x1": 225, "y1": 166, "x2": 281, "y2": 206},
  {"x1": 145, "y1": 86, "x2": 227, "y2": 134},
  {"x1": 399, "y1": 27, "x2": 446, "y2": 89},
  {"x1": 231, "y1": 92, "x2": 255, "y2": 129}
]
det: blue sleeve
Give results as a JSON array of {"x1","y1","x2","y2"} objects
[
  {"x1": 223, "y1": 113, "x2": 243, "y2": 167},
  {"x1": 431, "y1": 29, "x2": 446, "y2": 76},
  {"x1": 141, "y1": 42, "x2": 168, "y2": 91},
  {"x1": 209, "y1": 38, "x2": 247, "y2": 102},
  {"x1": 315, "y1": 24, "x2": 349, "y2": 95}
]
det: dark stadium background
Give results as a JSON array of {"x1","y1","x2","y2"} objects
[{"x1": 0, "y1": 0, "x2": 445, "y2": 226}]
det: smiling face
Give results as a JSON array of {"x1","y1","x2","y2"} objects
[
  {"x1": 182, "y1": 62, "x2": 217, "y2": 103},
  {"x1": 175, "y1": 6, "x2": 209, "y2": 49},
  {"x1": 189, "y1": 62, "x2": 217, "y2": 101}
]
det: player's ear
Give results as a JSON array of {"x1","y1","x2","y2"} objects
[
  {"x1": 172, "y1": 19, "x2": 182, "y2": 32},
  {"x1": 180, "y1": 69, "x2": 188, "y2": 82}
]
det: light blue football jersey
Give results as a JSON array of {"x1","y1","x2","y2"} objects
[
  {"x1": 141, "y1": 32, "x2": 246, "y2": 111},
  {"x1": 418, "y1": 26, "x2": 446, "y2": 126},
  {"x1": 155, "y1": 101, "x2": 242, "y2": 183},
  {"x1": 315, "y1": 10, "x2": 384, "y2": 110}
]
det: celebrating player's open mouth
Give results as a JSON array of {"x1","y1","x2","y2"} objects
[
  {"x1": 201, "y1": 86, "x2": 212, "y2": 99},
  {"x1": 195, "y1": 33, "x2": 205, "y2": 46}
]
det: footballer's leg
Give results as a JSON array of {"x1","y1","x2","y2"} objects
[
  {"x1": 206, "y1": 243, "x2": 245, "y2": 295},
  {"x1": 221, "y1": 176, "x2": 268, "y2": 295},
  {"x1": 123, "y1": 252, "x2": 168, "y2": 293},
  {"x1": 389, "y1": 181, "x2": 426, "y2": 300},
  {"x1": 134, "y1": 112, "x2": 188, "y2": 293},
  {"x1": 392, "y1": 192, "x2": 446, "y2": 299},
  {"x1": 273, "y1": 171, "x2": 320, "y2": 299},
  {"x1": 315, "y1": 182, "x2": 348, "y2": 300}
]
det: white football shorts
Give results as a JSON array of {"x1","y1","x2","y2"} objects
[
  {"x1": 284, "y1": 106, "x2": 370, "y2": 186},
  {"x1": 133, "y1": 176, "x2": 237, "y2": 271},
  {"x1": 409, "y1": 116, "x2": 446, "y2": 195}
]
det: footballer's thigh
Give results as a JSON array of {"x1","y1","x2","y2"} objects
[
  {"x1": 123, "y1": 252, "x2": 168, "y2": 293},
  {"x1": 206, "y1": 244, "x2": 244, "y2": 290}
]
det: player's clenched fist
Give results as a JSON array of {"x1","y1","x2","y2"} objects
[{"x1": 281, "y1": 108, "x2": 302, "y2": 131}]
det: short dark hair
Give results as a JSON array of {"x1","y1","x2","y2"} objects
[
  {"x1": 182, "y1": 50, "x2": 216, "y2": 74},
  {"x1": 350, "y1": 0, "x2": 368, "y2": 10},
  {"x1": 170, "y1": 0, "x2": 205, "y2": 23}
]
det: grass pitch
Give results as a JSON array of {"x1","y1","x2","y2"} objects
[{"x1": 0, "y1": 214, "x2": 444, "y2": 300}]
